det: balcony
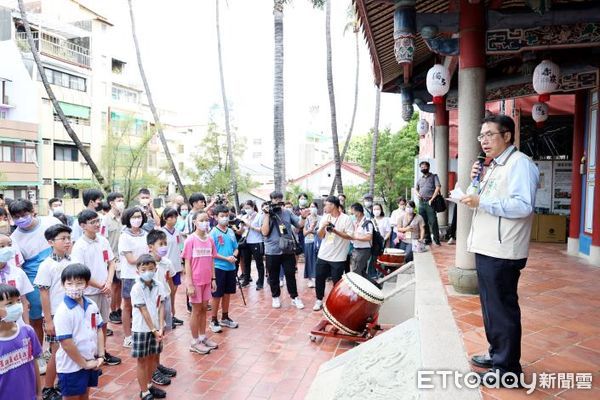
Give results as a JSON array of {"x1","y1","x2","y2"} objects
[{"x1": 16, "y1": 31, "x2": 90, "y2": 69}]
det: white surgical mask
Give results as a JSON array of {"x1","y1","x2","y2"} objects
[
  {"x1": 364, "y1": 201, "x2": 372, "y2": 208},
  {"x1": 196, "y1": 221, "x2": 210, "y2": 231},
  {"x1": 139, "y1": 198, "x2": 150, "y2": 207},
  {"x1": 52, "y1": 206, "x2": 64, "y2": 214},
  {"x1": 373, "y1": 209, "x2": 381, "y2": 217},
  {"x1": 406, "y1": 207, "x2": 414, "y2": 214},
  {"x1": 1, "y1": 303, "x2": 23, "y2": 322},
  {"x1": 115, "y1": 201, "x2": 125, "y2": 212},
  {"x1": 0, "y1": 247, "x2": 14, "y2": 264},
  {"x1": 141, "y1": 271, "x2": 155, "y2": 282},
  {"x1": 218, "y1": 217, "x2": 229, "y2": 226},
  {"x1": 310, "y1": 207, "x2": 318, "y2": 215},
  {"x1": 130, "y1": 217, "x2": 143, "y2": 228},
  {"x1": 299, "y1": 199, "x2": 308, "y2": 207},
  {"x1": 65, "y1": 287, "x2": 85, "y2": 299}
]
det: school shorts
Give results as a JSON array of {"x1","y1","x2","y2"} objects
[
  {"x1": 86, "y1": 294, "x2": 110, "y2": 324},
  {"x1": 121, "y1": 278, "x2": 136, "y2": 299},
  {"x1": 189, "y1": 283, "x2": 212, "y2": 304},
  {"x1": 58, "y1": 369, "x2": 101, "y2": 396},
  {"x1": 212, "y1": 268, "x2": 236, "y2": 298},
  {"x1": 172, "y1": 272, "x2": 182, "y2": 286},
  {"x1": 131, "y1": 331, "x2": 163, "y2": 358}
]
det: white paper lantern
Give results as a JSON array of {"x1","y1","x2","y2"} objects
[
  {"x1": 426, "y1": 64, "x2": 450, "y2": 104},
  {"x1": 533, "y1": 60, "x2": 560, "y2": 103},
  {"x1": 532, "y1": 102, "x2": 549, "y2": 127},
  {"x1": 417, "y1": 119, "x2": 429, "y2": 137}
]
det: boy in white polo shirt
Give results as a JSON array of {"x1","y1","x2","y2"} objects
[
  {"x1": 34, "y1": 224, "x2": 73, "y2": 400},
  {"x1": 70, "y1": 210, "x2": 121, "y2": 368},
  {"x1": 130, "y1": 254, "x2": 167, "y2": 400},
  {"x1": 54, "y1": 264, "x2": 104, "y2": 400}
]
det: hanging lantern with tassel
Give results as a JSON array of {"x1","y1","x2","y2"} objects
[
  {"x1": 532, "y1": 60, "x2": 560, "y2": 103},
  {"x1": 417, "y1": 119, "x2": 429, "y2": 138},
  {"x1": 426, "y1": 64, "x2": 450, "y2": 104},
  {"x1": 532, "y1": 102, "x2": 549, "y2": 128}
]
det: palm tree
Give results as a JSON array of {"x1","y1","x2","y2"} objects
[
  {"x1": 17, "y1": 0, "x2": 110, "y2": 192},
  {"x1": 127, "y1": 0, "x2": 187, "y2": 202},
  {"x1": 369, "y1": 86, "x2": 381, "y2": 195},
  {"x1": 325, "y1": 0, "x2": 343, "y2": 196},
  {"x1": 273, "y1": 0, "x2": 286, "y2": 193},
  {"x1": 215, "y1": 0, "x2": 239, "y2": 210}
]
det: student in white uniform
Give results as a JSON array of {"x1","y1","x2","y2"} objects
[
  {"x1": 0, "y1": 233, "x2": 32, "y2": 325},
  {"x1": 159, "y1": 207, "x2": 184, "y2": 327}
]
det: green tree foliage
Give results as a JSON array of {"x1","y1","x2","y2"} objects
[
  {"x1": 346, "y1": 113, "x2": 419, "y2": 209},
  {"x1": 285, "y1": 184, "x2": 314, "y2": 203},
  {"x1": 100, "y1": 116, "x2": 160, "y2": 205},
  {"x1": 186, "y1": 120, "x2": 256, "y2": 198}
]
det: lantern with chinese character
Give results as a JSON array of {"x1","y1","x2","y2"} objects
[
  {"x1": 426, "y1": 64, "x2": 450, "y2": 104},
  {"x1": 533, "y1": 60, "x2": 560, "y2": 103},
  {"x1": 532, "y1": 102, "x2": 548, "y2": 128},
  {"x1": 417, "y1": 119, "x2": 429, "y2": 137}
]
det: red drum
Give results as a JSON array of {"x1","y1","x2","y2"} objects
[{"x1": 323, "y1": 272, "x2": 385, "y2": 336}]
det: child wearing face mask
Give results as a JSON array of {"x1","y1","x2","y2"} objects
[
  {"x1": 53, "y1": 264, "x2": 104, "y2": 400},
  {"x1": 118, "y1": 208, "x2": 149, "y2": 349},
  {"x1": 0, "y1": 284, "x2": 43, "y2": 400},
  {"x1": 130, "y1": 255, "x2": 166, "y2": 400},
  {"x1": 0, "y1": 234, "x2": 32, "y2": 327},
  {"x1": 183, "y1": 212, "x2": 218, "y2": 355}
]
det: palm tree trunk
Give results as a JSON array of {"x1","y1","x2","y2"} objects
[
  {"x1": 369, "y1": 86, "x2": 381, "y2": 195},
  {"x1": 17, "y1": 0, "x2": 109, "y2": 192},
  {"x1": 273, "y1": 0, "x2": 286, "y2": 193},
  {"x1": 127, "y1": 0, "x2": 187, "y2": 203},
  {"x1": 325, "y1": 0, "x2": 343, "y2": 196},
  {"x1": 340, "y1": 27, "x2": 360, "y2": 162},
  {"x1": 215, "y1": 0, "x2": 239, "y2": 210}
]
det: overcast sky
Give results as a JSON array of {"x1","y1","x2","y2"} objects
[{"x1": 110, "y1": 0, "x2": 406, "y2": 142}]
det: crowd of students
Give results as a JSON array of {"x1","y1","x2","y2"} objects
[{"x1": 0, "y1": 188, "x2": 427, "y2": 400}]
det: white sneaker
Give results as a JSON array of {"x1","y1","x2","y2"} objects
[
  {"x1": 447, "y1": 238, "x2": 455, "y2": 245},
  {"x1": 279, "y1": 279, "x2": 285, "y2": 287},
  {"x1": 272, "y1": 297, "x2": 281, "y2": 309},
  {"x1": 307, "y1": 279, "x2": 315, "y2": 288},
  {"x1": 122, "y1": 336, "x2": 132, "y2": 348},
  {"x1": 209, "y1": 320, "x2": 223, "y2": 333},
  {"x1": 37, "y1": 357, "x2": 47, "y2": 375},
  {"x1": 312, "y1": 300, "x2": 323, "y2": 311},
  {"x1": 292, "y1": 297, "x2": 305, "y2": 310}
]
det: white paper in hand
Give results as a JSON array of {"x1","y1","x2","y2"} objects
[{"x1": 447, "y1": 187, "x2": 466, "y2": 203}]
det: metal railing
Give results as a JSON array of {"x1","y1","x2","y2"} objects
[{"x1": 15, "y1": 31, "x2": 90, "y2": 68}]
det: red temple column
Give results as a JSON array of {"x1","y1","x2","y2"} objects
[
  {"x1": 591, "y1": 91, "x2": 600, "y2": 264},
  {"x1": 567, "y1": 91, "x2": 586, "y2": 254},
  {"x1": 435, "y1": 97, "x2": 449, "y2": 226}
]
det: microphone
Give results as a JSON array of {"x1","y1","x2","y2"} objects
[{"x1": 467, "y1": 152, "x2": 487, "y2": 195}]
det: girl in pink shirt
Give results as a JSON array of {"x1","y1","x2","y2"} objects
[{"x1": 183, "y1": 212, "x2": 218, "y2": 355}]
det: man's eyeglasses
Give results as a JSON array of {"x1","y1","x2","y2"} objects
[{"x1": 477, "y1": 130, "x2": 506, "y2": 142}]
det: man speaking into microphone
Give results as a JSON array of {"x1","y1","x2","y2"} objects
[{"x1": 460, "y1": 114, "x2": 539, "y2": 385}]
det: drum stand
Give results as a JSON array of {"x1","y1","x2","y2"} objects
[{"x1": 308, "y1": 262, "x2": 415, "y2": 344}]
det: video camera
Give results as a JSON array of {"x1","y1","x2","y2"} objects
[
  {"x1": 263, "y1": 200, "x2": 285, "y2": 216},
  {"x1": 325, "y1": 222, "x2": 335, "y2": 233},
  {"x1": 213, "y1": 194, "x2": 227, "y2": 205}
]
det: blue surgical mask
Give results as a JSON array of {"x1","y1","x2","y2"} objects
[
  {"x1": 157, "y1": 246, "x2": 168, "y2": 257},
  {"x1": 181, "y1": 210, "x2": 189, "y2": 217},
  {"x1": 0, "y1": 247, "x2": 14, "y2": 264},
  {"x1": 15, "y1": 215, "x2": 33, "y2": 229},
  {"x1": 141, "y1": 271, "x2": 155, "y2": 282},
  {"x1": 2, "y1": 303, "x2": 23, "y2": 323}
]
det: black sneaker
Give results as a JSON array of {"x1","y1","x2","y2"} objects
[
  {"x1": 140, "y1": 392, "x2": 154, "y2": 400},
  {"x1": 151, "y1": 370, "x2": 171, "y2": 386},
  {"x1": 149, "y1": 386, "x2": 166, "y2": 399},
  {"x1": 106, "y1": 328, "x2": 114, "y2": 336},
  {"x1": 157, "y1": 364, "x2": 177, "y2": 377},
  {"x1": 172, "y1": 316, "x2": 183, "y2": 326},
  {"x1": 109, "y1": 311, "x2": 122, "y2": 324},
  {"x1": 117, "y1": 308, "x2": 122, "y2": 316},
  {"x1": 256, "y1": 284, "x2": 263, "y2": 290},
  {"x1": 42, "y1": 387, "x2": 61, "y2": 400},
  {"x1": 171, "y1": 323, "x2": 177, "y2": 330},
  {"x1": 104, "y1": 352, "x2": 121, "y2": 366},
  {"x1": 241, "y1": 280, "x2": 250, "y2": 288}
]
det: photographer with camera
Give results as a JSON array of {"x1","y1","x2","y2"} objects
[
  {"x1": 313, "y1": 196, "x2": 354, "y2": 311},
  {"x1": 260, "y1": 191, "x2": 310, "y2": 309}
]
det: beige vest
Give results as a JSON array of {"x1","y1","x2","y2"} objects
[{"x1": 467, "y1": 149, "x2": 534, "y2": 260}]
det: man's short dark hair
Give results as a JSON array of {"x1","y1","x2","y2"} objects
[
  {"x1": 138, "y1": 188, "x2": 151, "y2": 196},
  {"x1": 482, "y1": 114, "x2": 516, "y2": 144},
  {"x1": 136, "y1": 254, "x2": 157, "y2": 268},
  {"x1": 270, "y1": 191, "x2": 284, "y2": 201},
  {"x1": 214, "y1": 205, "x2": 230, "y2": 216},
  {"x1": 121, "y1": 207, "x2": 147, "y2": 228},
  {"x1": 351, "y1": 203, "x2": 364, "y2": 214},
  {"x1": 83, "y1": 189, "x2": 104, "y2": 207},
  {"x1": 396, "y1": 196, "x2": 406, "y2": 204},
  {"x1": 107, "y1": 192, "x2": 124, "y2": 204},
  {"x1": 78, "y1": 209, "x2": 99, "y2": 225},
  {"x1": 61, "y1": 263, "x2": 91, "y2": 284},
  {"x1": 419, "y1": 161, "x2": 430, "y2": 168},
  {"x1": 338, "y1": 194, "x2": 346, "y2": 199},
  {"x1": 44, "y1": 224, "x2": 72, "y2": 241},
  {"x1": 48, "y1": 198, "x2": 62, "y2": 207},
  {"x1": 324, "y1": 195, "x2": 340, "y2": 208},
  {"x1": 363, "y1": 193, "x2": 373, "y2": 200},
  {"x1": 8, "y1": 198, "x2": 33, "y2": 217},
  {"x1": 189, "y1": 193, "x2": 206, "y2": 206},
  {"x1": 147, "y1": 229, "x2": 167, "y2": 246}
]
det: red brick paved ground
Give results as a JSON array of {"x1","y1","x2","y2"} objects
[
  {"x1": 90, "y1": 271, "x2": 350, "y2": 400},
  {"x1": 431, "y1": 242, "x2": 600, "y2": 400}
]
